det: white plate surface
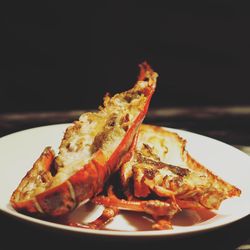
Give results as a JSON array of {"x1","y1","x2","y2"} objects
[{"x1": 0, "y1": 124, "x2": 249, "y2": 237}]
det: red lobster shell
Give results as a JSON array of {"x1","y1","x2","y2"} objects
[{"x1": 10, "y1": 62, "x2": 158, "y2": 217}]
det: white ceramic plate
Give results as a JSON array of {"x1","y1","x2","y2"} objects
[{"x1": 0, "y1": 124, "x2": 249, "y2": 237}]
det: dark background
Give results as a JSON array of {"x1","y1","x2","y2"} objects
[
  {"x1": 1, "y1": 3, "x2": 250, "y2": 249},
  {"x1": 1, "y1": 1, "x2": 250, "y2": 113}
]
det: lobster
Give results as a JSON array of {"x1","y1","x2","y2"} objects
[
  {"x1": 89, "y1": 125, "x2": 241, "y2": 230},
  {"x1": 10, "y1": 62, "x2": 158, "y2": 217}
]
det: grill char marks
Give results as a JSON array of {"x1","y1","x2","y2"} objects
[
  {"x1": 136, "y1": 153, "x2": 190, "y2": 177},
  {"x1": 143, "y1": 168, "x2": 158, "y2": 180}
]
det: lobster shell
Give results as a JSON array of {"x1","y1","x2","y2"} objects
[{"x1": 10, "y1": 62, "x2": 157, "y2": 217}]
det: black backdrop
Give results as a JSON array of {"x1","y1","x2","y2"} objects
[{"x1": 1, "y1": 1, "x2": 250, "y2": 113}]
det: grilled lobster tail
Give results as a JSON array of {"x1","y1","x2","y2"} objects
[
  {"x1": 91, "y1": 124, "x2": 241, "y2": 230},
  {"x1": 10, "y1": 62, "x2": 158, "y2": 217}
]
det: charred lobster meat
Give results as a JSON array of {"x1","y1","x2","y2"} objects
[{"x1": 92, "y1": 125, "x2": 241, "y2": 230}]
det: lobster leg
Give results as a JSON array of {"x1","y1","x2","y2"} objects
[
  {"x1": 93, "y1": 185, "x2": 179, "y2": 217},
  {"x1": 70, "y1": 186, "x2": 121, "y2": 229},
  {"x1": 94, "y1": 196, "x2": 178, "y2": 216},
  {"x1": 69, "y1": 206, "x2": 119, "y2": 230},
  {"x1": 88, "y1": 207, "x2": 119, "y2": 229},
  {"x1": 152, "y1": 218, "x2": 173, "y2": 230},
  {"x1": 93, "y1": 192, "x2": 178, "y2": 230}
]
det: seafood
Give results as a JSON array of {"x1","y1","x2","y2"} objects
[
  {"x1": 10, "y1": 62, "x2": 241, "y2": 231},
  {"x1": 91, "y1": 125, "x2": 241, "y2": 229},
  {"x1": 10, "y1": 62, "x2": 158, "y2": 217}
]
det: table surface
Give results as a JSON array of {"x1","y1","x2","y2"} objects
[{"x1": 1, "y1": 107, "x2": 249, "y2": 250}]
